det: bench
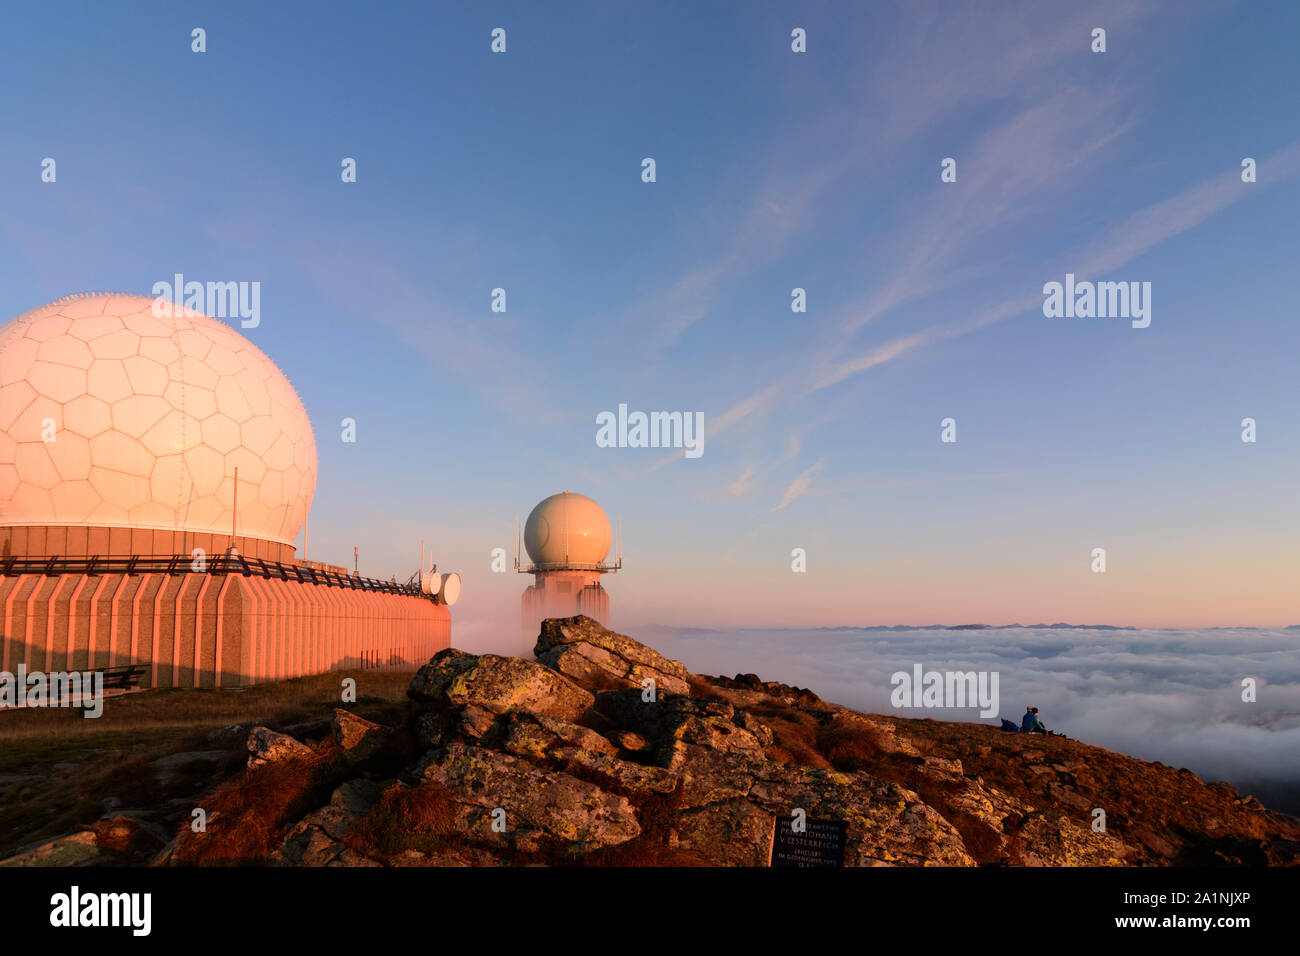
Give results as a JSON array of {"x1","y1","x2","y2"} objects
[{"x1": 100, "y1": 665, "x2": 146, "y2": 690}]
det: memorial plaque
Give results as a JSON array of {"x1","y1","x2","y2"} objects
[{"x1": 769, "y1": 815, "x2": 847, "y2": 867}]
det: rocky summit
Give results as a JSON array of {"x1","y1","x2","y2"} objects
[{"x1": 9, "y1": 616, "x2": 1300, "y2": 867}]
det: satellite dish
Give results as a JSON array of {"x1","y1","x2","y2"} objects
[
  {"x1": 439, "y1": 572, "x2": 461, "y2": 606},
  {"x1": 420, "y1": 572, "x2": 437, "y2": 595}
]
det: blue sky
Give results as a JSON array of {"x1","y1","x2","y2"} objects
[{"x1": 3, "y1": 0, "x2": 1299, "y2": 636}]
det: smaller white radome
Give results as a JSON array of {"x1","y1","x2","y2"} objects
[
  {"x1": 0, "y1": 292, "x2": 317, "y2": 545},
  {"x1": 523, "y1": 491, "x2": 612, "y2": 569}
]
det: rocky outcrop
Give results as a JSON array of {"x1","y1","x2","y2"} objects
[
  {"x1": 25, "y1": 617, "x2": 1297, "y2": 869},
  {"x1": 707, "y1": 672, "x2": 822, "y2": 706},
  {"x1": 534, "y1": 616, "x2": 691, "y2": 696}
]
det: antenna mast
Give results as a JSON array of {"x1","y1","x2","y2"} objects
[{"x1": 231, "y1": 466, "x2": 239, "y2": 549}]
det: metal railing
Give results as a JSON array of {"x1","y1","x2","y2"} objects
[{"x1": 0, "y1": 553, "x2": 436, "y2": 600}]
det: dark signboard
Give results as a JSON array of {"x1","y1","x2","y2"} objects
[{"x1": 769, "y1": 815, "x2": 848, "y2": 867}]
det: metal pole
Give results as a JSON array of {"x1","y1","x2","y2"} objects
[{"x1": 231, "y1": 466, "x2": 238, "y2": 548}]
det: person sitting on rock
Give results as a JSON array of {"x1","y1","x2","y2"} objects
[{"x1": 1021, "y1": 706, "x2": 1047, "y2": 734}]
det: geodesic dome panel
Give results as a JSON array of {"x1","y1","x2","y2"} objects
[{"x1": 0, "y1": 293, "x2": 317, "y2": 545}]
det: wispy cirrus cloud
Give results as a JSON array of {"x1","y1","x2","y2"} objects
[
  {"x1": 694, "y1": 137, "x2": 1300, "y2": 463},
  {"x1": 772, "y1": 459, "x2": 825, "y2": 511}
]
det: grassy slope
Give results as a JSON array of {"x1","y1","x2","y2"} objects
[{"x1": 0, "y1": 670, "x2": 411, "y2": 859}]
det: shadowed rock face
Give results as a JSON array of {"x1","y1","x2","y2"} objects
[{"x1": 24, "y1": 615, "x2": 1300, "y2": 868}]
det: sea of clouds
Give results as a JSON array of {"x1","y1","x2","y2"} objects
[{"x1": 633, "y1": 625, "x2": 1300, "y2": 798}]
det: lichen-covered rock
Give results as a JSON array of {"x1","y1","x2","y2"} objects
[
  {"x1": 495, "y1": 711, "x2": 618, "y2": 760},
  {"x1": 550, "y1": 746, "x2": 681, "y2": 794},
  {"x1": 590, "y1": 688, "x2": 762, "y2": 768},
  {"x1": 246, "y1": 726, "x2": 314, "y2": 768},
  {"x1": 415, "y1": 704, "x2": 500, "y2": 748},
  {"x1": 412, "y1": 742, "x2": 641, "y2": 853},
  {"x1": 662, "y1": 750, "x2": 976, "y2": 866},
  {"x1": 408, "y1": 650, "x2": 594, "y2": 723},
  {"x1": 733, "y1": 710, "x2": 774, "y2": 747},
  {"x1": 1013, "y1": 815, "x2": 1131, "y2": 866},
  {"x1": 535, "y1": 615, "x2": 691, "y2": 696}
]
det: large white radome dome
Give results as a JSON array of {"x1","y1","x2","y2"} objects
[
  {"x1": 523, "y1": 491, "x2": 612, "y2": 569},
  {"x1": 0, "y1": 292, "x2": 317, "y2": 545}
]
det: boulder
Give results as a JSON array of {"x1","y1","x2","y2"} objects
[
  {"x1": 412, "y1": 742, "x2": 641, "y2": 853},
  {"x1": 331, "y1": 709, "x2": 391, "y2": 762},
  {"x1": 91, "y1": 813, "x2": 170, "y2": 854},
  {"x1": 535, "y1": 616, "x2": 691, "y2": 696},
  {"x1": 409, "y1": 649, "x2": 594, "y2": 723},
  {"x1": 246, "y1": 727, "x2": 315, "y2": 768}
]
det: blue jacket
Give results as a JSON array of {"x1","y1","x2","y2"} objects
[{"x1": 1021, "y1": 711, "x2": 1043, "y2": 732}]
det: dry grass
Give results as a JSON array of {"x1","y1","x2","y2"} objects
[
  {"x1": 0, "y1": 670, "x2": 412, "y2": 771},
  {"x1": 816, "y1": 716, "x2": 885, "y2": 771},
  {"x1": 345, "y1": 782, "x2": 458, "y2": 858},
  {"x1": 748, "y1": 704, "x2": 833, "y2": 768},
  {"x1": 685, "y1": 675, "x2": 721, "y2": 698},
  {"x1": 170, "y1": 747, "x2": 342, "y2": 865}
]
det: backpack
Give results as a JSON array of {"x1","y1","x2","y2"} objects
[{"x1": 999, "y1": 718, "x2": 1020, "y2": 732}]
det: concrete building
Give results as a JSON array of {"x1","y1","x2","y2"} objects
[
  {"x1": 0, "y1": 292, "x2": 455, "y2": 688},
  {"x1": 517, "y1": 491, "x2": 619, "y2": 632}
]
